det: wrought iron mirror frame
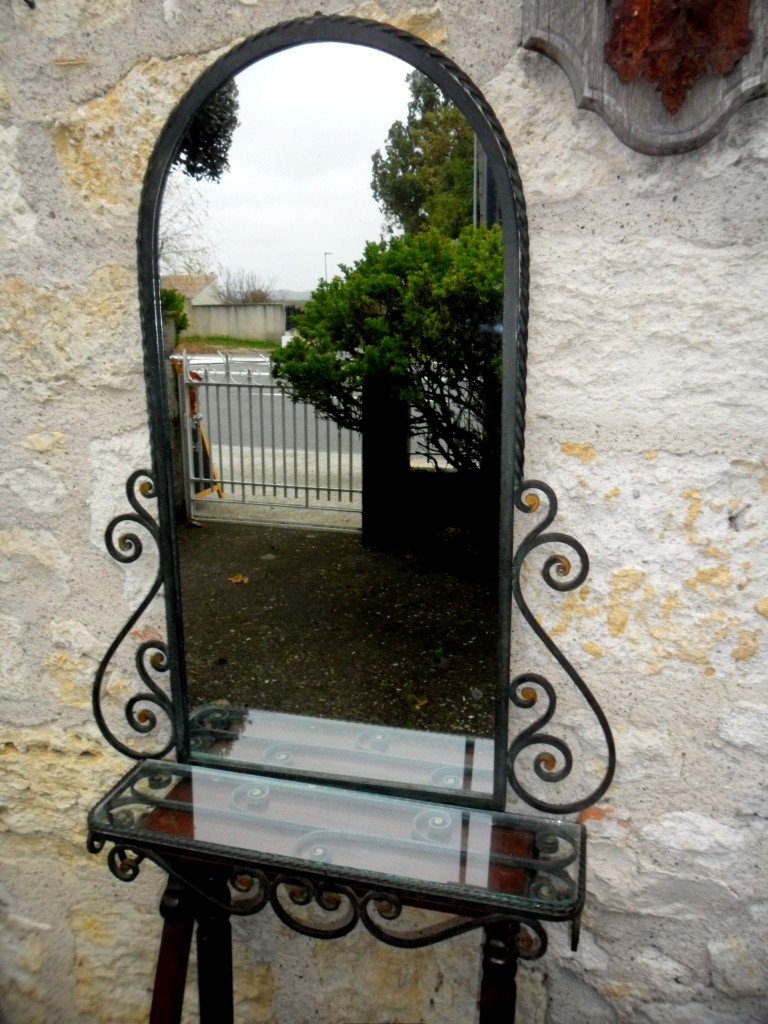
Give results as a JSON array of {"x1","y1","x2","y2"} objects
[{"x1": 95, "y1": 13, "x2": 614, "y2": 815}]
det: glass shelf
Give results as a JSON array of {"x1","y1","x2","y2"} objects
[
  {"x1": 188, "y1": 705, "x2": 495, "y2": 797},
  {"x1": 89, "y1": 759, "x2": 584, "y2": 920}
]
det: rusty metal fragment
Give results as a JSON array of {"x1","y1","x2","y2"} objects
[{"x1": 605, "y1": 0, "x2": 753, "y2": 113}]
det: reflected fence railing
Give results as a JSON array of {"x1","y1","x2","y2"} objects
[
  {"x1": 174, "y1": 351, "x2": 462, "y2": 527},
  {"x1": 175, "y1": 350, "x2": 362, "y2": 525}
]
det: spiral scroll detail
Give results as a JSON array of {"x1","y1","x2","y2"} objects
[
  {"x1": 508, "y1": 481, "x2": 615, "y2": 814},
  {"x1": 92, "y1": 470, "x2": 176, "y2": 760}
]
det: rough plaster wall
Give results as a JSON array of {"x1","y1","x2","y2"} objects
[{"x1": 0, "y1": 1, "x2": 766, "y2": 1023}]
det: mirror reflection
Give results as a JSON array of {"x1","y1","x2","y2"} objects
[{"x1": 160, "y1": 43, "x2": 503, "y2": 788}]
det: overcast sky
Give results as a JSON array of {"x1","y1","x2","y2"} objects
[{"x1": 165, "y1": 43, "x2": 415, "y2": 293}]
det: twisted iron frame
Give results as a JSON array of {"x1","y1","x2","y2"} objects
[
  {"x1": 92, "y1": 13, "x2": 611, "y2": 820},
  {"x1": 95, "y1": 12, "x2": 530, "y2": 803},
  {"x1": 143, "y1": 17, "x2": 529, "y2": 803}
]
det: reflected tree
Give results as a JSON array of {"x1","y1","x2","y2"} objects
[
  {"x1": 272, "y1": 225, "x2": 503, "y2": 475},
  {"x1": 272, "y1": 225, "x2": 503, "y2": 557},
  {"x1": 173, "y1": 78, "x2": 240, "y2": 182},
  {"x1": 371, "y1": 71, "x2": 474, "y2": 238}
]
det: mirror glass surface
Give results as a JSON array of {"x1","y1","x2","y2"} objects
[{"x1": 160, "y1": 42, "x2": 505, "y2": 797}]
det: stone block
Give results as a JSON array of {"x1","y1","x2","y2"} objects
[
  {"x1": 587, "y1": 842, "x2": 641, "y2": 912},
  {"x1": 637, "y1": 1000, "x2": 767, "y2": 1024},
  {"x1": 0, "y1": 266, "x2": 141, "y2": 395},
  {"x1": 627, "y1": 870, "x2": 737, "y2": 921},
  {"x1": 718, "y1": 702, "x2": 768, "y2": 757},
  {"x1": 69, "y1": 900, "x2": 161, "y2": 1024},
  {"x1": 0, "y1": 909, "x2": 49, "y2": 1024},
  {"x1": 641, "y1": 812, "x2": 744, "y2": 871},
  {"x1": 9, "y1": 0, "x2": 130, "y2": 39},
  {"x1": 49, "y1": 49, "x2": 230, "y2": 212},
  {"x1": 546, "y1": 964, "x2": 618, "y2": 1024},
  {"x1": 0, "y1": 460, "x2": 67, "y2": 515},
  {"x1": 0, "y1": 725, "x2": 123, "y2": 845},
  {"x1": 613, "y1": 725, "x2": 672, "y2": 783},
  {"x1": 87, "y1": 429, "x2": 152, "y2": 551},
  {"x1": 708, "y1": 938, "x2": 768, "y2": 998},
  {"x1": 634, "y1": 947, "x2": 694, "y2": 991},
  {"x1": 342, "y1": 2, "x2": 448, "y2": 47},
  {"x1": 0, "y1": 126, "x2": 36, "y2": 252}
]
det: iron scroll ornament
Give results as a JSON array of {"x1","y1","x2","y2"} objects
[
  {"x1": 509, "y1": 481, "x2": 616, "y2": 814},
  {"x1": 86, "y1": 832, "x2": 548, "y2": 957},
  {"x1": 92, "y1": 470, "x2": 177, "y2": 760}
]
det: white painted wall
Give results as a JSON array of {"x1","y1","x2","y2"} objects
[{"x1": 186, "y1": 302, "x2": 287, "y2": 341}]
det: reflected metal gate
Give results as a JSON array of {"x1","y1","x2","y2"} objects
[{"x1": 175, "y1": 350, "x2": 362, "y2": 527}]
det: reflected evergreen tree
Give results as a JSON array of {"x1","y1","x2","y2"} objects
[
  {"x1": 272, "y1": 225, "x2": 503, "y2": 476},
  {"x1": 173, "y1": 79, "x2": 239, "y2": 182},
  {"x1": 371, "y1": 71, "x2": 474, "y2": 238}
]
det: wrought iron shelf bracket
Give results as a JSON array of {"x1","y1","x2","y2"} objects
[
  {"x1": 509, "y1": 480, "x2": 616, "y2": 815},
  {"x1": 88, "y1": 831, "x2": 552, "y2": 955},
  {"x1": 93, "y1": 469, "x2": 178, "y2": 761}
]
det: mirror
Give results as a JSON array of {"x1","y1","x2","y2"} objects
[{"x1": 140, "y1": 20, "x2": 523, "y2": 807}]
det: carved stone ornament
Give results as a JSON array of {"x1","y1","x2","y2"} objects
[{"x1": 521, "y1": 0, "x2": 768, "y2": 155}]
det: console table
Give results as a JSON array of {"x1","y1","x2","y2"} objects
[
  {"x1": 86, "y1": 16, "x2": 616, "y2": 1022},
  {"x1": 88, "y1": 759, "x2": 585, "y2": 1023}
]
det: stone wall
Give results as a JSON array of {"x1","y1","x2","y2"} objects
[{"x1": 1, "y1": 1, "x2": 766, "y2": 1022}]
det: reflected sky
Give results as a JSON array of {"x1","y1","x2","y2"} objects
[{"x1": 166, "y1": 43, "x2": 413, "y2": 290}]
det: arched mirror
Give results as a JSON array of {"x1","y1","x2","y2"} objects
[{"x1": 108, "y1": 16, "x2": 527, "y2": 810}]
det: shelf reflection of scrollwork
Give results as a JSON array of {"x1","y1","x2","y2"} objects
[
  {"x1": 509, "y1": 480, "x2": 616, "y2": 814},
  {"x1": 92, "y1": 470, "x2": 176, "y2": 760},
  {"x1": 88, "y1": 833, "x2": 547, "y2": 955},
  {"x1": 188, "y1": 705, "x2": 492, "y2": 790},
  {"x1": 189, "y1": 704, "x2": 247, "y2": 745}
]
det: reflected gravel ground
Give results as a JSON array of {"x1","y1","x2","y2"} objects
[{"x1": 178, "y1": 521, "x2": 497, "y2": 736}]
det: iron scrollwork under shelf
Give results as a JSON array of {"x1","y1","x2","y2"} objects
[
  {"x1": 92, "y1": 470, "x2": 177, "y2": 760},
  {"x1": 509, "y1": 480, "x2": 616, "y2": 814},
  {"x1": 88, "y1": 832, "x2": 548, "y2": 957}
]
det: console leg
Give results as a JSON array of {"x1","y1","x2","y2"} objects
[
  {"x1": 196, "y1": 876, "x2": 234, "y2": 1024},
  {"x1": 149, "y1": 878, "x2": 195, "y2": 1024},
  {"x1": 479, "y1": 921, "x2": 520, "y2": 1023}
]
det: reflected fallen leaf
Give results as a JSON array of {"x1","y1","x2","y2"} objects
[{"x1": 228, "y1": 573, "x2": 249, "y2": 585}]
